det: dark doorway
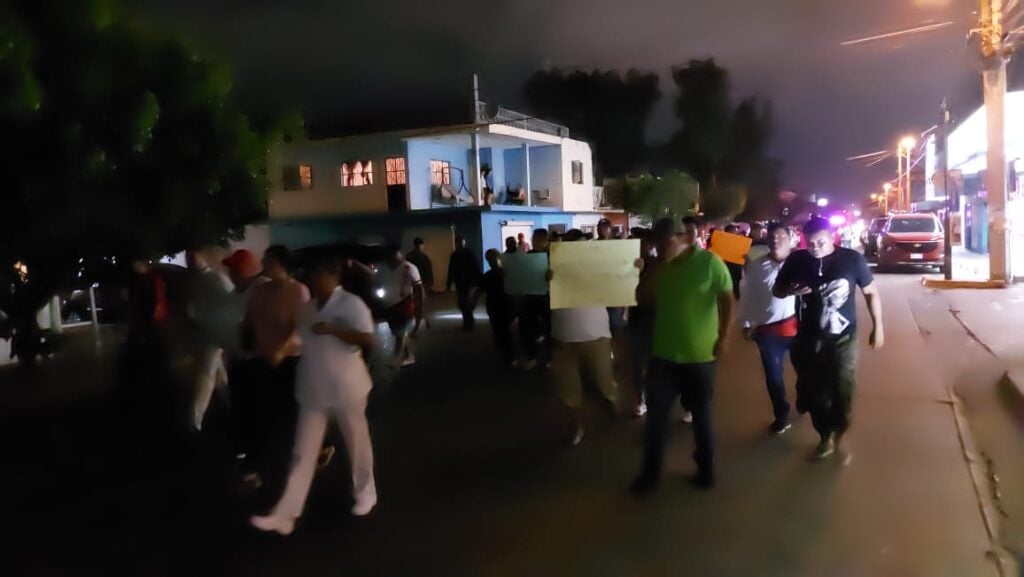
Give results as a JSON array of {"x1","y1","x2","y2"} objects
[{"x1": 387, "y1": 185, "x2": 408, "y2": 213}]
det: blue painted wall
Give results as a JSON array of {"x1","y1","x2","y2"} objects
[
  {"x1": 407, "y1": 140, "x2": 473, "y2": 209},
  {"x1": 504, "y1": 148, "x2": 524, "y2": 191},
  {"x1": 478, "y1": 211, "x2": 575, "y2": 271}
]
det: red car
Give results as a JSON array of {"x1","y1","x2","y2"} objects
[{"x1": 877, "y1": 213, "x2": 945, "y2": 271}]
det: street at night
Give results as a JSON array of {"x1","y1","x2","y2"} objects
[
  {"x1": 3, "y1": 275, "x2": 1022, "y2": 576},
  {"x1": 8, "y1": 0, "x2": 1024, "y2": 575}
]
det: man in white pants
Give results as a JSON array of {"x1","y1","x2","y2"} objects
[
  {"x1": 250, "y1": 253, "x2": 378, "y2": 536},
  {"x1": 185, "y1": 248, "x2": 234, "y2": 432}
]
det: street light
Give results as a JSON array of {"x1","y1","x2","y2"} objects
[
  {"x1": 882, "y1": 182, "x2": 893, "y2": 214},
  {"x1": 816, "y1": 197, "x2": 829, "y2": 208},
  {"x1": 898, "y1": 136, "x2": 917, "y2": 212},
  {"x1": 870, "y1": 193, "x2": 879, "y2": 201}
]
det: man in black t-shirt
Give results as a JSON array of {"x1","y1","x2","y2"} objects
[
  {"x1": 775, "y1": 217, "x2": 885, "y2": 462},
  {"x1": 475, "y1": 249, "x2": 517, "y2": 365}
]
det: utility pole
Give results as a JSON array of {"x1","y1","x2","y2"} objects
[
  {"x1": 897, "y1": 153, "x2": 904, "y2": 213},
  {"x1": 940, "y1": 99, "x2": 953, "y2": 280},
  {"x1": 980, "y1": 0, "x2": 1011, "y2": 281}
]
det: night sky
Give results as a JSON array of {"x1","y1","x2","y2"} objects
[{"x1": 133, "y1": 0, "x2": 1010, "y2": 205}]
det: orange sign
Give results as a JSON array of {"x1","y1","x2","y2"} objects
[{"x1": 709, "y1": 231, "x2": 752, "y2": 265}]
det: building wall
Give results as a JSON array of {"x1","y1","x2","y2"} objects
[
  {"x1": 560, "y1": 139, "x2": 595, "y2": 211},
  {"x1": 529, "y1": 145, "x2": 563, "y2": 209},
  {"x1": 479, "y1": 211, "x2": 573, "y2": 270},
  {"x1": 270, "y1": 134, "x2": 407, "y2": 219},
  {"x1": 407, "y1": 140, "x2": 472, "y2": 209}
]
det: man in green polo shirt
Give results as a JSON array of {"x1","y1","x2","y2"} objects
[{"x1": 631, "y1": 216, "x2": 734, "y2": 493}]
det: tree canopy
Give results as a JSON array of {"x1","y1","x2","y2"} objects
[
  {"x1": 616, "y1": 171, "x2": 699, "y2": 224},
  {"x1": 523, "y1": 68, "x2": 661, "y2": 180},
  {"x1": 666, "y1": 58, "x2": 778, "y2": 220},
  {"x1": 0, "y1": 0, "x2": 292, "y2": 322}
]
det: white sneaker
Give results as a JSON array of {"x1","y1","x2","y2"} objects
[
  {"x1": 572, "y1": 423, "x2": 585, "y2": 446},
  {"x1": 633, "y1": 402, "x2": 648, "y2": 418},
  {"x1": 681, "y1": 411, "x2": 694, "y2": 424},
  {"x1": 401, "y1": 354, "x2": 416, "y2": 367},
  {"x1": 250, "y1": 514, "x2": 295, "y2": 536},
  {"x1": 351, "y1": 495, "x2": 377, "y2": 517}
]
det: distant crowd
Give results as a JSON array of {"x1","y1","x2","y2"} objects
[{"x1": 118, "y1": 213, "x2": 884, "y2": 535}]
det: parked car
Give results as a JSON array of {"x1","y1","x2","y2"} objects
[
  {"x1": 861, "y1": 217, "x2": 889, "y2": 260},
  {"x1": 293, "y1": 243, "x2": 389, "y2": 320},
  {"x1": 877, "y1": 213, "x2": 945, "y2": 271}
]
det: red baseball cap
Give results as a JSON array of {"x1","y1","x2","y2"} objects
[{"x1": 222, "y1": 249, "x2": 262, "y2": 279}]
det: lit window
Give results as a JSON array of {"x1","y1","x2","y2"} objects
[
  {"x1": 386, "y1": 157, "x2": 407, "y2": 185},
  {"x1": 430, "y1": 160, "x2": 451, "y2": 185},
  {"x1": 340, "y1": 161, "x2": 374, "y2": 187},
  {"x1": 571, "y1": 161, "x2": 584, "y2": 185},
  {"x1": 282, "y1": 165, "x2": 313, "y2": 191}
]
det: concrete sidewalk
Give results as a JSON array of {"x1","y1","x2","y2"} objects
[{"x1": 937, "y1": 283, "x2": 1024, "y2": 395}]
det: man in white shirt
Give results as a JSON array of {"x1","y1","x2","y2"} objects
[
  {"x1": 547, "y1": 231, "x2": 619, "y2": 445},
  {"x1": 739, "y1": 222, "x2": 798, "y2": 435},
  {"x1": 250, "y1": 252, "x2": 378, "y2": 536},
  {"x1": 380, "y1": 245, "x2": 425, "y2": 367}
]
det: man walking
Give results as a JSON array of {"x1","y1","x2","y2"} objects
[
  {"x1": 632, "y1": 217, "x2": 733, "y2": 493},
  {"x1": 250, "y1": 252, "x2": 379, "y2": 535},
  {"x1": 774, "y1": 216, "x2": 884, "y2": 462},
  {"x1": 406, "y1": 238, "x2": 433, "y2": 335},
  {"x1": 381, "y1": 246, "x2": 424, "y2": 367},
  {"x1": 740, "y1": 223, "x2": 798, "y2": 435},
  {"x1": 243, "y1": 245, "x2": 310, "y2": 494},
  {"x1": 184, "y1": 247, "x2": 233, "y2": 432},
  {"x1": 447, "y1": 236, "x2": 482, "y2": 331},
  {"x1": 547, "y1": 230, "x2": 617, "y2": 445},
  {"x1": 519, "y1": 228, "x2": 551, "y2": 370},
  {"x1": 475, "y1": 249, "x2": 517, "y2": 366}
]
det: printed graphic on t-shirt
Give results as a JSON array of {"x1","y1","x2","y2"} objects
[{"x1": 818, "y1": 278, "x2": 851, "y2": 336}]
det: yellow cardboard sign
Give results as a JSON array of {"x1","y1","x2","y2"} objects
[
  {"x1": 549, "y1": 239, "x2": 640, "y2": 309},
  {"x1": 709, "y1": 231, "x2": 752, "y2": 265}
]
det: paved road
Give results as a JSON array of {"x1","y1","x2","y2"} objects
[{"x1": 0, "y1": 275, "x2": 1003, "y2": 576}]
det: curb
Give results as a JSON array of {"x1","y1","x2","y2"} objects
[
  {"x1": 921, "y1": 277, "x2": 1007, "y2": 290},
  {"x1": 1000, "y1": 370, "x2": 1024, "y2": 416}
]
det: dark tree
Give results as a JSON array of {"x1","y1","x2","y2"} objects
[
  {"x1": 523, "y1": 68, "x2": 661, "y2": 180},
  {"x1": 665, "y1": 59, "x2": 781, "y2": 219},
  {"x1": 0, "y1": 0, "x2": 293, "y2": 363}
]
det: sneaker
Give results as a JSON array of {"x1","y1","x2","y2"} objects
[
  {"x1": 250, "y1": 514, "x2": 295, "y2": 536},
  {"x1": 401, "y1": 354, "x2": 416, "y2": 367},
  {"x1": 351, "y1": 495, "x2": 377, "y2": 517},
  {"x1": 633, "y1": 402, "x2": 648, "y2": 418},
  {"x1": 681, "y1": 411, "x2": 694, "y2": 424},
  {"x1": 629, "y1": 474, "x2": 659, "y2": 496},
  {"x1": 814, "y1": 436, "x2": 836, "y2": 460},
  {"x1": 571, "y1": 423, "x2": 585, "y2": 446},
  {"x1": 317, "y1": 445, "x2": 336, "y2": 469},
  {"x1": 835, "y1": 434, "x2": 853, "y2": 466},
  {"x1": 769, "y1": 420, "x2": 792, "y2": 435}
]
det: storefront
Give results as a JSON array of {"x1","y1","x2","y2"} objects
[{"x1": 925, "y1": 91, "x2": 1024, "y2": 280}]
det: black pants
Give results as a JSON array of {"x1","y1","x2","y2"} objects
[
  {"x1": 488, "y1": 308, "x2": 516, "y2": 363},
  {"x1": 641, "y1": 359, "x2": 717, "y2": 478},
  {"x1": 229, "y1": 357, "x2": 298, "y2": 481},
  {"x1": 793, "y1": 335, "x2": 858, "y2": 439},
  {"x1": 456, "y1": 284, "x2": 476, "y2": 330},
  {"x1": 519, "y1": 294, "x2": 551, "y2": 361}
]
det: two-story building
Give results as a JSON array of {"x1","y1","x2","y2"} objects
[{"x1": 263, "y1": 106, "x2": 613, "y2": 289}]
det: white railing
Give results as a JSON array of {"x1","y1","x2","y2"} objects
[{"x1": 477, "y1": 104, "x2": 570, "y2": 138}]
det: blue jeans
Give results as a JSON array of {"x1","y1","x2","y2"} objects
[{"x1": 754, "y1": 333, "x2": 793, "y2": 423}]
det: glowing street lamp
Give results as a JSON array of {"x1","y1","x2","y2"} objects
[{"x1": 816, "y1": 197, "x2": 829, "y2": 208}]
